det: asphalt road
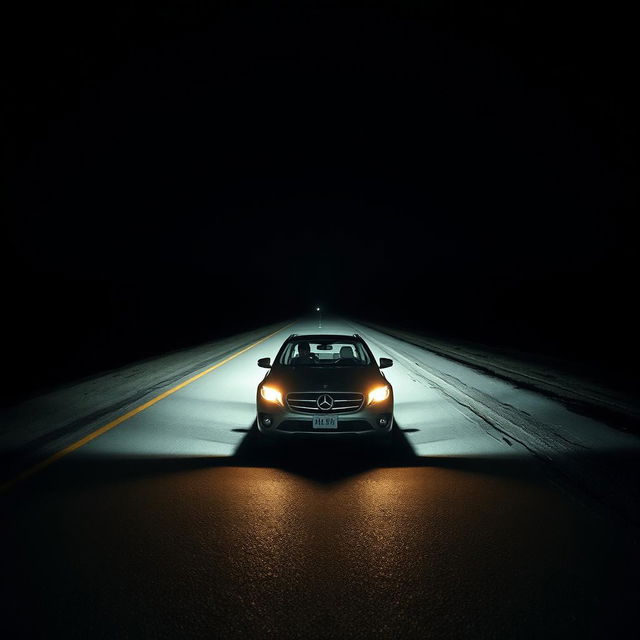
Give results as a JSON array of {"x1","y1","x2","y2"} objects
[{"x1": 2, "y1": 319, "x2": 638, "y2": 639}]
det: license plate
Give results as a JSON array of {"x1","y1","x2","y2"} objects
[{"x1": 312, "y1": 415, "x2": 338, "y2": 429}]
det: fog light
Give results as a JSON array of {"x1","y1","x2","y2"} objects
[
  {"x1": 263, "y1": 417, "x2": 272, "y2": 427},
  {"x1": 379, "y1": 417, "x2": 388, "y2": 427}
]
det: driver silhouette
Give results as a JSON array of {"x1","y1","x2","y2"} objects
[{"x1": 294, "y1": 341, "x2": 318, "y2": 365}]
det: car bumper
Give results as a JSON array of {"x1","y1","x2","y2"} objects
[{"x1": 256, "y1": 399, "x2": 394, "y2": 436}]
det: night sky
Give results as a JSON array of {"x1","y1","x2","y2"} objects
[{"x1": 2, "y1": 2, "x2": 638, "y2": 399}]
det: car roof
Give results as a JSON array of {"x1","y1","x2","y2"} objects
[{"x1": 286, "y1": 334, "x2": 361, "y2": 342}]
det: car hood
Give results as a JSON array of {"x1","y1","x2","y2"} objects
[{"x1": 265, "y1": 366, "x2": 386, "y2": 393}]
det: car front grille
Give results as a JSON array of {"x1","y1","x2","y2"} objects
[{"x1": 286, "y1": 392, "x2": 364, "y2": 414}]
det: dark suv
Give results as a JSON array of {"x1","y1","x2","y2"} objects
[{"x1": 256, "y1": 334, "x2": 394, "y2": 440}]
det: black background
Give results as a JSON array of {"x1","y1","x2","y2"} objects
[{"x1": 2, "y1": 2, "x2": 638, "y2": 402}]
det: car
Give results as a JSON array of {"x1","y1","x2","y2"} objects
[{"x1": 255, "y1": 333, "x2": 394, "y2": 441}]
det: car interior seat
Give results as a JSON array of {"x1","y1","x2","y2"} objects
[{"x1": 338, "y1": 345, "x2": 357, "y2": 363}]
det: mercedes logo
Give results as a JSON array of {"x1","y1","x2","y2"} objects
[{"x1": 317, "y1": 394, "x2": 334, "y2": 411}]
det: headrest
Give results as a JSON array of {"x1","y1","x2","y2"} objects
[{"x1": 339, "y1": 346, "x2": 354, "y2": 359}]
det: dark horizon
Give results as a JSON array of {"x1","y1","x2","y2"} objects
[{"x1": 2, "y1": 2, "x2": 638, "y2": 401}]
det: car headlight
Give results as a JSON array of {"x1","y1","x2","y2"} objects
[
  {"x1": 260, "y1": 385, "x2": 284, "y2": 406},
  {"x1": 367, "y1": 385, "x2": 390, "y2": 405}
]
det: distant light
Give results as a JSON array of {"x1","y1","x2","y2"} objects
[{"x1": 316, "y1": 307, "x2": 320, "y2": 311}]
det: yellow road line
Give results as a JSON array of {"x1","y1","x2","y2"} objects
[{"x1": 1, "y1": 323, "x2": 293, "y2": 493}]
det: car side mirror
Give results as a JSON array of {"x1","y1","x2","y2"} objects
[
  {"x1": 257, "y1": 357, "x2": 271, "y2": 368},
  {"x1": 379, "y1": 357, "x2": 393, "y2": 369}
]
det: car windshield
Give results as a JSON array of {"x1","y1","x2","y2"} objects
[{"x1": 280, "y1": 340, "x2": 370, "y2": 366}]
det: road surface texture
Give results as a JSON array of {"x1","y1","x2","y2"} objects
[{"x1": 2, "y1": 318, "x2": 639, "y2": 639}]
